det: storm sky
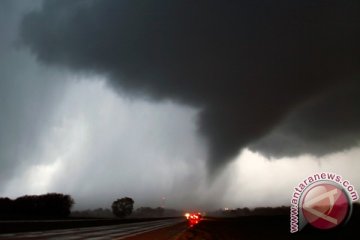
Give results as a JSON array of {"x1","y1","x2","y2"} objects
[{"x1": 1, "y1": 0, "x2": 360, "y2": 210}]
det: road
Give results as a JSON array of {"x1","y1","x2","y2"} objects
[
  {"x1": 4, "y1": 215, "x2": 356, "y2": 239},
  {"x1": 0, "y1": 218, "x2": 186, "y2": 240}
]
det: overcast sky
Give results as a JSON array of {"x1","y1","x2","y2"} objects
[{"x1": 1, "y1": 0, "x2": 360, "y2": 211}]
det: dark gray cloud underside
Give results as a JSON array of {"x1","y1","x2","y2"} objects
[
  {"x1": 250, "y1": 81, "x2": 360, "y2": 157},
  {"x1": 20, "y1": 0, "x2": 360, "y2": 171}
]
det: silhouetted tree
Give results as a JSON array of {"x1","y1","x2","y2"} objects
[
  {"x1": 0, "y1": 198, "x2": 13, "y2": 217},
  {"x1": 37, "y1": 193, "x2": 74, "y2": 217},
  {"x1": 111, "y1": 197, "x2": 134, "y2": 218},
  {"x1": 0, "y1": 193, "x2": 74, "y2": 219}
]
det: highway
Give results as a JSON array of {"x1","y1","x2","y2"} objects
[
  {"x1": 2, "y1": 215, "x2": 357, "y2": 239},
  {"x1": 0, "y1": 218, "x2": 185, "y2": 240}
]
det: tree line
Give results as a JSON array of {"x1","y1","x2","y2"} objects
[
  {"x1": 211, "y1": 206, "x2": 290, "y2": 217},
  {"x1": 110, "y1": 197, "x2": 181, "y2": 218},
  {"x1": 71, "y1": 206, "x2": 181, "y2": 218},
  {"x1": 0, "y1": 193, "x2": 74, "y2": 219}
]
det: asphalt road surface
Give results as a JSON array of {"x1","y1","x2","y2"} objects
[
  {"x1": 0, "y1": 218, "x2": 186, "y2": 240},
  {"x1": 2, "y1": 215, "x2": 358, "y2": 239}
]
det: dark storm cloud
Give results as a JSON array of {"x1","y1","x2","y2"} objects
[
  {"x1": 20, "y1": 0, "x2": 360, "y2": 171},
  {"x1": 0, "y1": 0, "x2": 66, "y2": 191},
  {"x1": 250, "y1": 80, "x2": 360, "y2": 157}
]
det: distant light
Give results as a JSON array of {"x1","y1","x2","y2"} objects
[
  {"x1": 187, "y1": 213, "x2": 201, "y2": 227},
  {"x1": 185, "y1": 213, "x2": 190, "y2": 219}
]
